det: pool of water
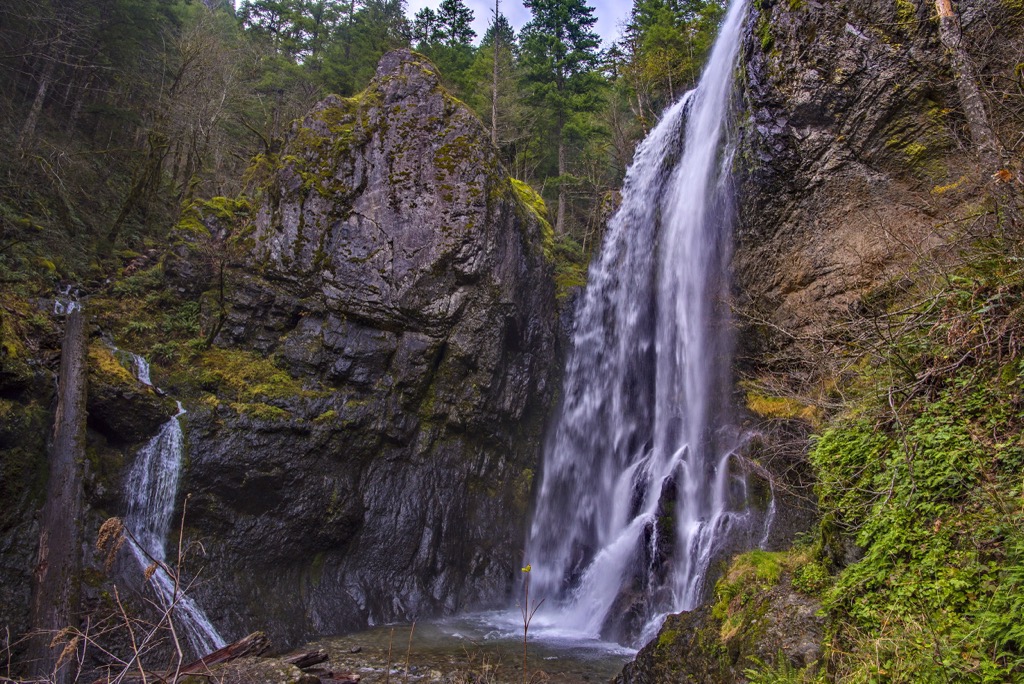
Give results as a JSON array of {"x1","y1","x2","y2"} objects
[{"x1": 303, "y1": 610, "x2": 636, "y2": 683}]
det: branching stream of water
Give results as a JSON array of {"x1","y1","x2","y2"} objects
[{"x1": 119, "y1": 350, "x2": 225, "y2": 656}]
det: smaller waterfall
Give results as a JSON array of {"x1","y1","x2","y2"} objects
[
  {"x1": 121, "y1": 359, "x2": 224, "y2": 656},
  {"x1": 112, "y1": 347, "x2": 153, "y2": 387},
  {"x1": 53, "y1": 285, "x2": 81, "y2": 315}
]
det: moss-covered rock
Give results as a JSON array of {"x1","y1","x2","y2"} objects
[
  {"x1": 617, "y1": 551, "x2": 824, "y2": 683},
  {"x1": 177, "y1": 49, "x2": 559, "y2": 648},
  {"x1": 86, "y1": 342, "x2": 177, "y2": 444}
]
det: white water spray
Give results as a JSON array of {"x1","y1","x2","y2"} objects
[{"x1": 525, "y1": 0, "x2": 771, "y2": 645}]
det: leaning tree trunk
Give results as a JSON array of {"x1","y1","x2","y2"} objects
[
  {"x1": 17, "y1": 43, "x2": 59, "y2": 154},
  {"x1": 29, "y1": 308, "x2": 88, "y2": 684},
  {"x1": 935, "y1": 0, "x2": 1002, "y2": 166}
]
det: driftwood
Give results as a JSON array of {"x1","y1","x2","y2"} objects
[
  {"x1": 305, "y1": 671, "x2": 361, "y2": 683},
  {"x1": 177, "y1": 631, "x2": 271, "y2": 675},
  {"x1": 282, "y1": 648, "x2": 329, "y2": 669}
]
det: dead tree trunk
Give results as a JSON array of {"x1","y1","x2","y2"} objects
[
  {"x1": 935, "y1": 0, "x2": 1002, "y2": 166},
  {"x1": 29, "y1": 308, "x2": 88, "y2": 684},
  {"x1": 17, "y1": 42, "x2": 59, "y2": 154}
]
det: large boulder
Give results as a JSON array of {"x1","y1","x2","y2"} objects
[{"x1": 181, "y1": 50, "x2": 559, "y2": 647}]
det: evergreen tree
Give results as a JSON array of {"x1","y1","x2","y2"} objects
[
  {"x1": 413, "y1": 7, "x2": 441, "y2": 45},
  {"x1": 436, "y1": 0, "x2": 475, "y2": 47},
  {"x1": 320, "y1": 0, "x2": 410, "y2": 94},
  {"x1": 412, "y1": 0, "x2": 475, "y2": 99},
  {"x1": 520, "y1": 0, "x2": 603, "y2": 233},
  {"x1": 622, "y1": 0, "x2": 724, "y2": 121}
]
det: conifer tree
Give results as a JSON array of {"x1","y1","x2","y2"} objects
[{"x1": 520, "y1": 0, "x2": 603, "y2": 233}]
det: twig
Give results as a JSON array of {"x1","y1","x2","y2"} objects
[
  {"x1": 403, "y1": 622, "x2": 415, "y2": 684},
  {"x1": 384, "y1": 628, "x2": 394, "y2": 684}
]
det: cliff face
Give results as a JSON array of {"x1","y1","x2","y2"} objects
[
  {"x1": 733, "y1": 0, "x2": 1018, "y2": 382},
  {"x1": 180, "y1": 50, "x2": 558, "y2": 645}
]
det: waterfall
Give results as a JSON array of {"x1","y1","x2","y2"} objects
[
  {"x1": 525, "y1": 0, "x2": 769, "y2": 646},
  {"x1": 113, "y1": 347, "x2": 153, "y2": 387},
  {"x1": 121, "y1": 366, "x2": 224, "y2": 655}
]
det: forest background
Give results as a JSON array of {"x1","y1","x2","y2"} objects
[{"x1": 0, "y1": 0, "x2": 727, "y2": 288}]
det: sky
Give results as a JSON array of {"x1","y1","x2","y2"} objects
[{"x1": 404, "y1": 0, "x2": 632, "y2": 48}]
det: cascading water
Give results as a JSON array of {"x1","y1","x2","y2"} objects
[
  {"x1": 525, "y1": 0, "x2": 770, "y2": 646},
  {"x1": 113, "y1": 347, "x2": 153, "y2": 387},
  {"x1": 120, "y1": 359, "x2": 224, "y2": 656}
]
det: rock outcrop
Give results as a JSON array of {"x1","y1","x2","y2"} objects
[
  {"x1": 617, "y1": 552, "x2": 825, "y2": 684},
  {"x1": 180, "y1": 50, "x2": 558, "y2": 646},
  {"x1": 733, "y1": 0, "x2": 1020, "y2": 381}
]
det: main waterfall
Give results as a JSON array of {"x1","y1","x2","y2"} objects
[{"x1": 525, "y1": 0, "x2": 770, "y2": 646}]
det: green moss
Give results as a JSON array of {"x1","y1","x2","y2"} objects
[
  {"x1": 895, "y1": 0, "x2": 917, "y2": 29},
  {"x1": 509, "y1": 178, "x2": 588, "y2": 299},
  {"x1": 656, "y1": 628, "x2": 680, "y2": 652},
  {"x1": 175, "y1": 195, "x2": 251, "y2": 238},
  {"x1": 229, "y1": 401, "x2": 292, "y2": 422},
  {"x1": 755, "y1": 13, "x2": 774, "y2": 53},
  {"x1": 314, "y1": 409, "x2": 338, "y2": 424},
  {"x1": 744, "y1": 386, "x2": 822, "y2": 426},
  {"x1": 511, "y1": 178, "x2": 554, "y2": 254},
  {"x1": 193, "y1": 348, "x2": 322, "y2": 403},
  {"x1": 807, "y1": 245, "x2": 1024, "y2": 681},
  {"x1": 88, "y1": 343, "x2": 138, "y2": 387}
]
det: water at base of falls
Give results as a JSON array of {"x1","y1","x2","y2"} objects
[
  {"x1": 524, "y1": 0, "x2": 772, "y2": 647},
  {"x1": 122, "y1": 379, "x2": 224, "y2": 655},
  {"x1": 310, "y1": 613, "x2": 636, "y2": 684}
]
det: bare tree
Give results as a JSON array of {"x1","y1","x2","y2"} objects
[{"x1": 935, "y1": 0, "x2": 1003, "y2": 166}]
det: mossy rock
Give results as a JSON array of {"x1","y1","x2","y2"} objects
[
  {"x1": 86, "y1": 342, "x2": 177, "y2": 443},
  {"x1": 619, "y1": 550, "x2": 824, "y2": 683}
]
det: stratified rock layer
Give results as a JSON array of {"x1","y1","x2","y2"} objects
[{"x1": 182, "y1": 50, "x2": 557, "y2": 646}]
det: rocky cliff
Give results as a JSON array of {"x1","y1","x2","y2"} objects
[
  {"x1": 734, "y1": 0, "x2": 1019, "y2": 384},
  {"x1": 175, "y1": 49, "x2": 559, "y2": 646}
]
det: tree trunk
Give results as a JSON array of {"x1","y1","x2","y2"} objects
[
  {"x1": 17, "y1": 48, "x2": 58, "y2": 154},
  {"x1": 491, "y1": 0, "x2": 499, "y2": 148},
  {"x1": 29, "y1": 309, "x2": 88, "y2": 684},
  {"x1": 935, "y1": 0, "x2": 1001, "y2": 166},
  {"x1": 557, "y1": 114, "x2": 566, "y2": 234}
]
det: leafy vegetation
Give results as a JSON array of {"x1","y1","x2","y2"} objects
[{"x1": 802, "y1": 243, "x2": 1024, "y2": 683}]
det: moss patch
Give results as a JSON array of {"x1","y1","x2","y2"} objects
[
  {"x1": 745, "y1": 387, "x2": 822, "y2": 426},
  {"x1": 192, "y1": 348, "x2": 321, "y2": 404}
]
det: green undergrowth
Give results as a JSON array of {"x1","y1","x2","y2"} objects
[
  {"x1": 807, "y1": 241, "x2": 1024, "y2": 682},
  {"x1": 92, "y1": 262, "x2": 205, "y2": 363}
]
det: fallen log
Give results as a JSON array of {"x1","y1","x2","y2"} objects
[
  {"x1": 283, "y1": 648, "x2": 329, "y2": 669},
  {"x1": 91, "y1": 631, "x2": 271, "y2": 683},
  {"x1": 179, "y1": 631, "x2": 271, "y2": 675}
]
